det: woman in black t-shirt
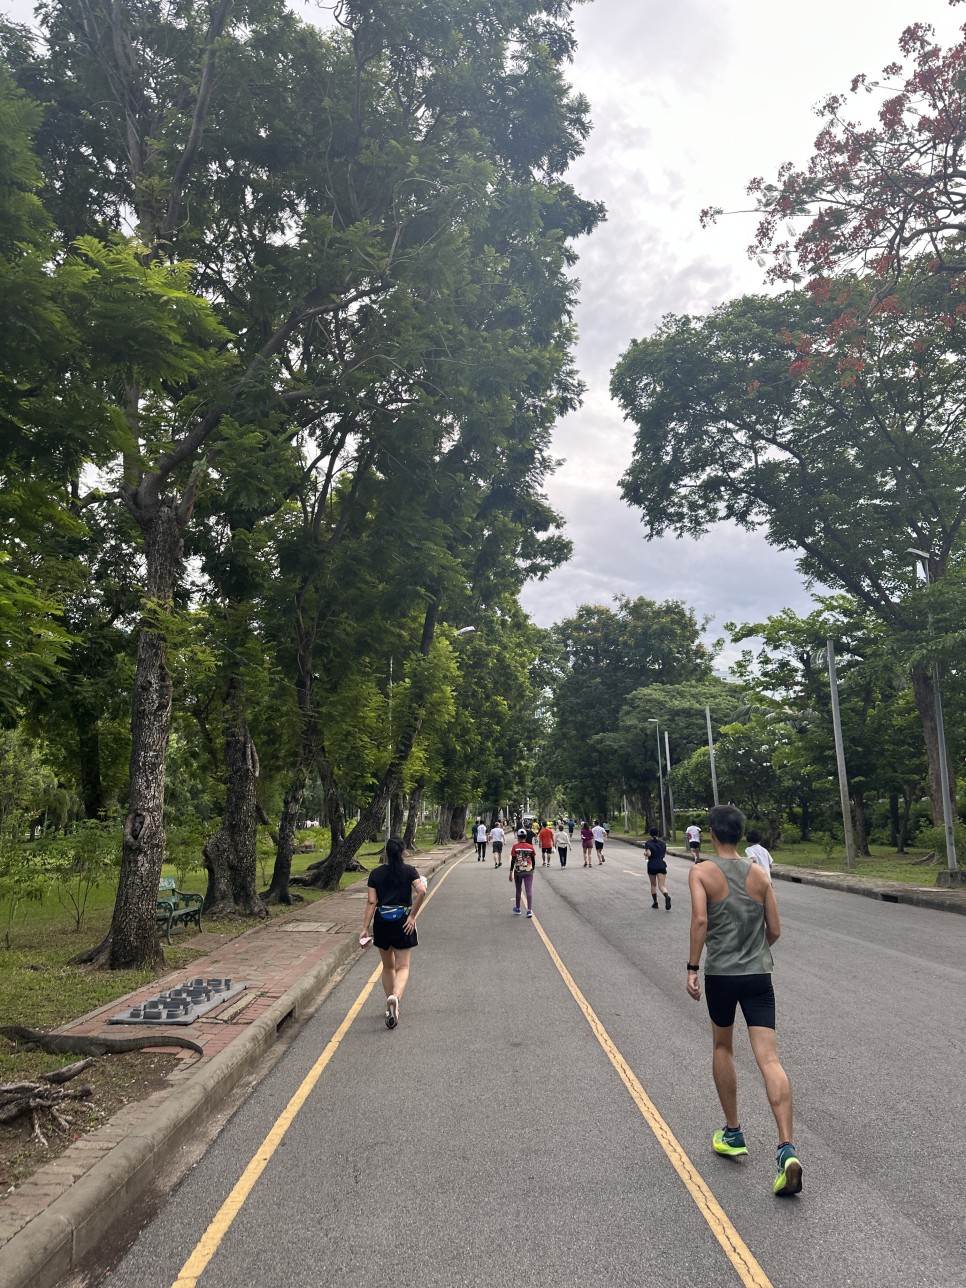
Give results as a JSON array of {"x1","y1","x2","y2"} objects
[{"x1": 360, "y1": 837, "x2": 427, "y2": 1029}]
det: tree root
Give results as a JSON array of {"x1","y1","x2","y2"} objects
[{"x1": 0, "y1": 1082, "x2": 94, "y2": 1145}]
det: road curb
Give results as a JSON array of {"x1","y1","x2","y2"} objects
[{"x1": 0, "y1": 849, "x2": 462, "y2": 1288}]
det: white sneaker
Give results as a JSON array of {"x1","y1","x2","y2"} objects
[{"x1": 385, "y1": 995, "x2": 398, "y2": 1029}]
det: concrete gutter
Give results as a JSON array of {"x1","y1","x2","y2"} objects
[{"x1": 0, "y1": 849, "x2": 460, "y2": 1288}]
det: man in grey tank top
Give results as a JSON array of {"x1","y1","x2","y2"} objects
[{"x1": 686, "y1": 805, "x2": 803, "y2": 1197}]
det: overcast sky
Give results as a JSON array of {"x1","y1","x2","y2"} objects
[
  {"x1": 6, "y1": 0, "x2": 963, "y2": 662},
  {"x1": 519, "y1": 0, "x2": 964, "y2": 664}
]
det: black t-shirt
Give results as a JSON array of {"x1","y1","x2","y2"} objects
[
  {"x1": 645, "y1": 838, "x2": 667, "y2": 864},
  {"x1": 368, "y1": 863, "x2": 421, "y2": 907}
]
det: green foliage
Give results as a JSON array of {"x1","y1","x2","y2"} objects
[
  {"x1": 47, "y1": 820, "x2": 119, "y2": 931},
  {"x1": 0, "y1": 825, "x2": 48, "y2": 949},
  {"x1": 166, "y1": 823, "x2": 207, "y2": 890}
]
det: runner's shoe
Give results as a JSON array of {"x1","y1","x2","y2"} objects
[
  {"x1": 651, "y1": 897, "x2": 659, "y2": 909},
  {"x1": 526, "y1": 910, "x2": 533, "y2": 919},
  {"x1": 385, "y1": 995, "x2": 398, "y2": 1029},
  {"x1": 712, "y1": 1127, "x2": 748, "y2": 1157},
  {"x1": 513, "y1": 905, "x2": 521, "y2": 915},
  {"x1": 773, "y1": 1143, "x2": 802, "y2": 1195},
  {"x1": 664, "y1": 892, "x2": 672, "y2": 910}
]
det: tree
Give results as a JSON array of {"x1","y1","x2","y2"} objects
[
  {"x1": 613, "y1": 266, "x2": 966, "y2": 832},
  {"x1": 723, "y1": 18, "x2": 966, "y2": 289},
  {"x1": 542, "y1": 598, "x2": 714, "y2": 818}
]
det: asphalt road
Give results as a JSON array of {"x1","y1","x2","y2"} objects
[{"x1": 103, "y1": 839, "x2": 966, "y2": 1288}]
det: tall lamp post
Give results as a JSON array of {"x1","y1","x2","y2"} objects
[
  {"x1": 664, "y1": 730, "x2": 676, "y2": 840},
  {"x1": 907, "y1": 550, "x2": 960, "y2": 882},
  {"x1": 648, "y1": 719, "x2": 667, "y2": 837},
  {"x1": 705, "y1": 705, "x2": 720, "y2": 806}
]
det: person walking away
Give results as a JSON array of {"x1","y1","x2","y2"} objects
[
  {"x1": 510, "y1": 828, "x2": 537, "y2": 918},
  {"x1": 489, "y1": 821, "x2": 505, "y2": 867},
  {"x1": 361, "y1": 837, "x2": 427, "y2": 1029},
  {"x1": 644, "y1": 829, "x2": 670, "y2": 909},
  {"x1": 474, "y1": 819, "x2": 488, "y2": 861},
  {"x1": 566, "y1": 817, "x2": 575, "y2": 838},
  {"x1": 685, "y1": 821, "x2": 702, "y2": 860},
  {"x1": 591, "y1": 819, "x2": 607, "y2": 864},
  {"x1": 554, "y1": 822, "x2": 570, "y2": 867},
  {"x1": 745, "y1": 830, "x2": 773, "y2": 877},
  {"x1": 580, "y1": 821, "x2": 593, "y2": 866},
  {"x1": 686, "y1": 805, "x2": 802, "y2": 1196},
  {"x1": 538, "y1": 820, "x2": 555, "y2": 867}
]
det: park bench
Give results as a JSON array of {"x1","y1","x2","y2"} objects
[{"x1": 156, "y1": 877, "x2": 203, "y2": 944}]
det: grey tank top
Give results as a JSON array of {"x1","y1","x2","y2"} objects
[{"x1": 704, "y1": 855, "x2": 774, "y2": 976}]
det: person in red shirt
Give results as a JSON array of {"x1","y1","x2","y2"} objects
[
  {"x1": 509, "y1": 829, "x2": 537, "y2": 918},
  {"x1": 538, "y1": 821, "x2": 555, "y2": 867}
]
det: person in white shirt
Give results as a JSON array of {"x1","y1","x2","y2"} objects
[
  {"x1": 591, "y1": 820, "x2": 607, "y2": 864},
  {"x1": 553, "y1": 823, "x2": 570, "y2": 867},
  {"x1": 474, "y1": 820, "x2": 488, "y2": 862},
  {"x1": 685, "y1": 822, "x2": 702, "y2": 859},
  {"x1": 489, "y1": 823, "x2": 505, "y2": 867},
  {"x1": 745, "y1": 830, "x2": 773, "y2": 877}
]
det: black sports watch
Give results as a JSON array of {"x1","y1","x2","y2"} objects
[{"x1": 687, "y1": 962, "x2": 700, "y2": 972}]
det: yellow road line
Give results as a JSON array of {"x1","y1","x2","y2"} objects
[
  {"x1": 531, "y1": 915, "x2": 774, "y2": 1288},
  {"x1": 171, "y1": 854, "x2": 465, "y2": 1288},
  {"x1": 622, "y1": 868, "x2": 639, "y2": 876}
]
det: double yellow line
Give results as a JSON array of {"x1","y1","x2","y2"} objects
[{"x1": 173, "y1": 855, "x2": 772, "y2": 1288}]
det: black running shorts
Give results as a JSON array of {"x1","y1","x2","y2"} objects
[
  {"x1": 594, "y1": 840, "x2": 604, "y2": 851},
  {"x1": 492, "y1": 841, "x2": 503, "y2": 854},
  {"x1": 704, "y1": 973, "x2": 775, "y2": 1030}
]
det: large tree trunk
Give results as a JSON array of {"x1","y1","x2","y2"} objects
[
  {"x1": 203, "y1": 684, "x2": 267, "y2": 920},
  {"x1": 435, "y1": 804, "x2": 454, "y2": 846},
  {"x1": 73, "y1": 502, "x2": 183, "y2": 970},
  {"x1": 911, "y1": 662, "x2": 957, "y2": 835},
  {"x1": 317, "y1": 749, "x2": 346, "y2": 851},
  {"x1": 265, "y1": 765, "x2": 308, "y2": 906},
  {"x1": 403, "y1": 781, "x2": 424, "y2": 851},
  {"x1": 390, "y1": 792, "x2": 405, "y2": 838},
  {"x1": 71, "y1": 696, "x2": 106, "y2": 819},
  {"x1": 449, "y1": 803, "x2": 468, "y2": 841}
]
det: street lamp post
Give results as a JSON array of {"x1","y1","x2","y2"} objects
[
  {"x1": 664, "y1": 729, "x2": 676, "y2": 840},
  {"x1": 648, "y1": 719, "x2": 667, "y2": 837},
  {"x1": 826, "y1": 638, "x2": 858, "y2": 871},
  {"x1": 907, "y1": 549, "x2": 960, "y2": 881}
]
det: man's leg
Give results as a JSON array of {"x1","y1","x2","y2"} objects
[
  {"x1": 710, "y1": 1023, "x2": 740, "y2": 1129},
  {"x1": 524, "y1": 871, "x2": 534, "y2": 914},
  {"x1": 747, "y1": 1026, "x2": 794, "y2": 1143}
]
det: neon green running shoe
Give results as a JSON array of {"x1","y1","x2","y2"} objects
[
  {"x1": 773, "y1": 1143, "x2": 803, "y2": 1195},
  {"x1": 712, "y1": 1127, "x2": 748, "y2": 1157}
]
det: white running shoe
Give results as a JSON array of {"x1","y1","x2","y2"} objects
[{"x1": 385, "y1": 995, "x2": 399, "y2": 1028}]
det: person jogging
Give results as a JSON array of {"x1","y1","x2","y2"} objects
[
  {"x1": 489, "y1": 821, "x2": 505, "y2": 867},
  {"x1": 591, "y1": 819, "x2": 607, "y2": 864},
  {"x1": 686, "y1": 804, "x2": 802, "y2": 1196},
  {"x1": 553, "y1": 822, "x2": 570, "y2": 867},
  {"x1": 685, "y1": 821, "x2": 702, "y2": 859},
  {"x1": 361, "y1": 837, "x2": 427, "y2": 1030},
  {"x1": 745, "y1": 830, "x2": 773, "y2": 877},
  {"x1": 538, "y1": 821, "x2": 555, "y2": 867},
  {"x1": 644, "y1": 828, "x2": 671, "y2": 909},
  {"x1": 474, "y1": 819, "x2": 488, "y2": 862},
  {"x1": 509, "y1": 828, "x2": 537, "y2": 918},
  {"x1": 580, "y1": 820, "x2": 593, "y2": 866}
]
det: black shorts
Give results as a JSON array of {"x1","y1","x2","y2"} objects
[
  {"x1": 705, "y1": 974, "x2": 775, "y2": 1030},
  {"x1": 646, "y1": 861, "x2": 667, "y2": 875},
  {"x1": 688, "y1": 840, "x2": 701, "y2": 852},
  {"x1": 594, "y1": 840, "x2": 604, "y2": 851},
  {"x1": 373, "y1": 910, "x2": 417, "y2": 952},
  {"x1": 542, "y1": 848, "x2": 552, "y2": 859},
  {"x1": 492, "y1": 841, "x2": 503, "y2": 854}
]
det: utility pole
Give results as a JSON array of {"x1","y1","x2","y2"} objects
[
  {"x1": 649, "y1": 719, "x2": 667, "y2": 836},
  {"x1": 664, "y1": 730, "x2": 676, "y2": 839},
  {"x1": 705, "y1": 705, "x2": 719, "y2": 806},
  {"x1": 826, "y1": 639, "x2": 858, "y2": 871}
]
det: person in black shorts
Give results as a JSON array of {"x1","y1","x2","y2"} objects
[
  {"x1": 644, "y1": 828, "x2": 670, "y2": 910},
  {"x1": 686, "y1": 805, "x2": 802, "y2": 1197},
  {"x1": 360, "y1": 837, "x2": 427, "y2": 1029}
]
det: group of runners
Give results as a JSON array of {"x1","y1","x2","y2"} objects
[{"x1": 360, "y1": 804, "x2": 800, "y2": 1199}]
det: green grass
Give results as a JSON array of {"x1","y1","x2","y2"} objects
[
  {"x1": 0, "y1": 827, "x2": 440, "y2": 1041},
  {"x1": 610, "y1": 830, "x2": 938, "y2": 885}
]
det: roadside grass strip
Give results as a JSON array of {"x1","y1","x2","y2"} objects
[
  {"x1": 170, "y1": 854, "x2": 465, "y2": 1288},
  {"x1": 530, "y1": 914, "x2": 774, "y2": 1288}
]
